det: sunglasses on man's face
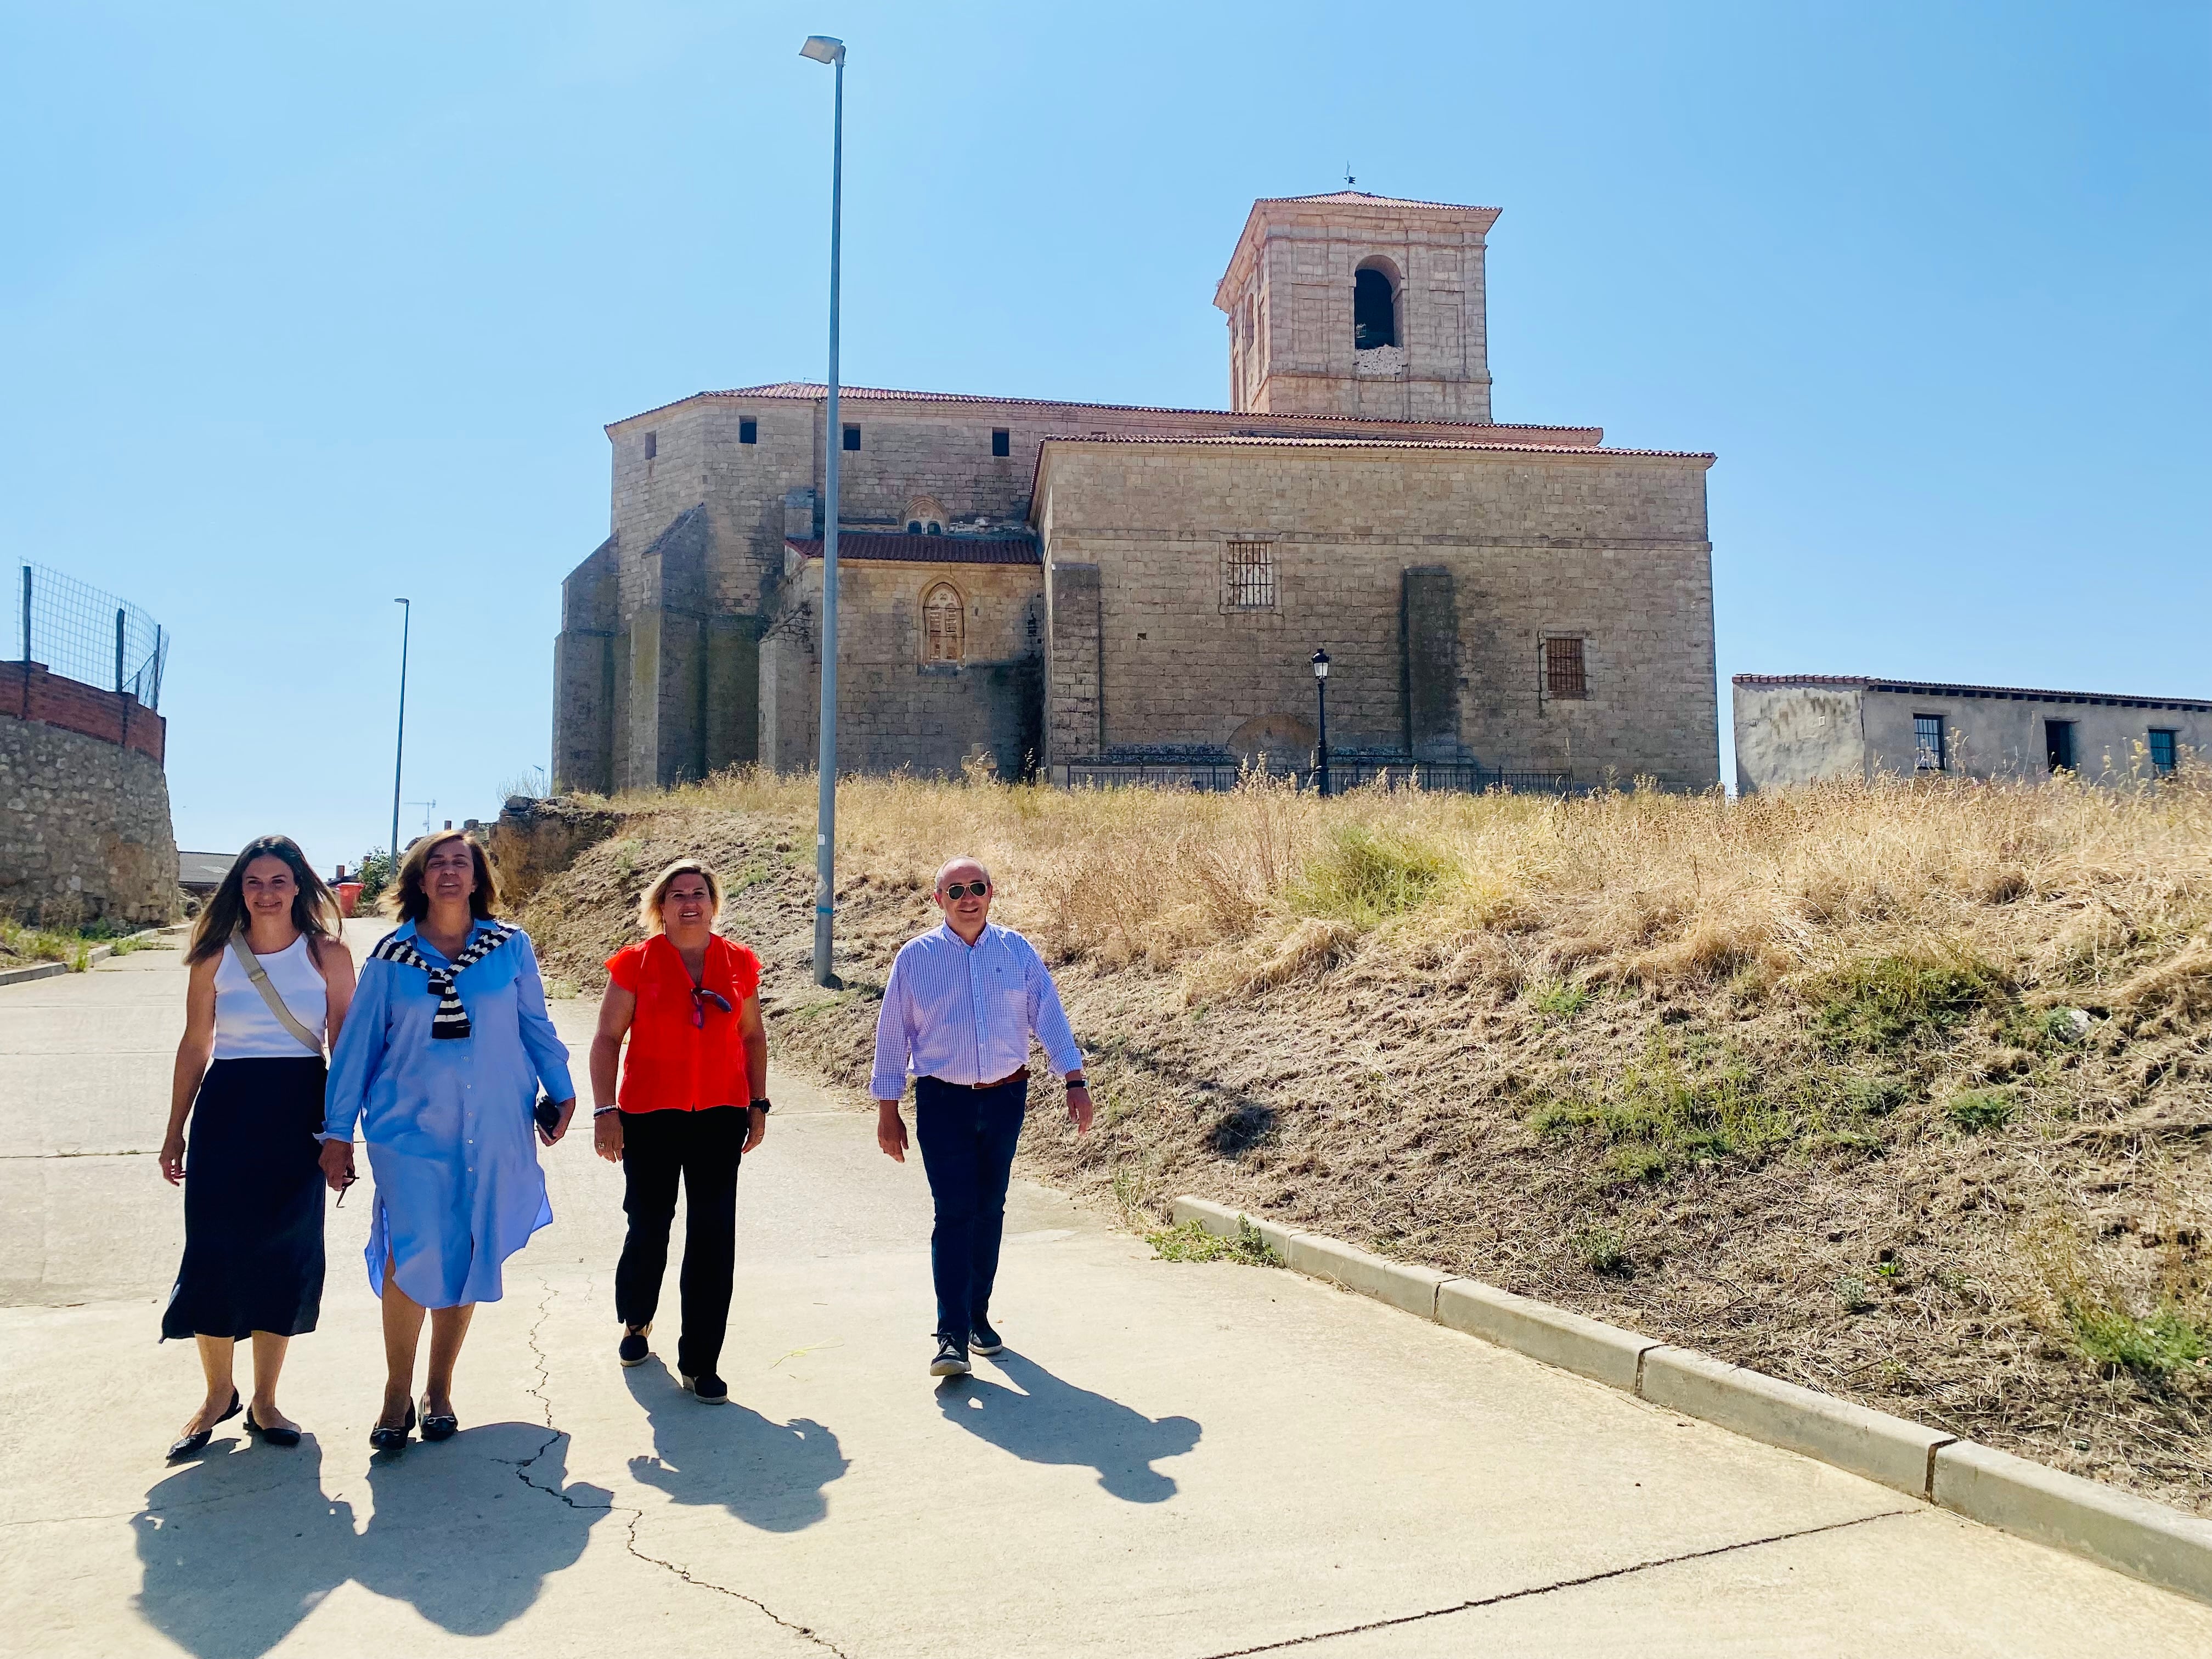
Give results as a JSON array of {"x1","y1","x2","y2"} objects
[
  {"x1": 691, "y1": 986, "x2": 733, "y2": 1028},
  {"x1": 940, "y1": 881, "x2": 991, "y2": 901}
]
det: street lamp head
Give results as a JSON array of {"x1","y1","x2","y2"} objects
[
  {"x1": 799, "y1": 35, "x2": 845, "y2": 64},
  {"x1": 1312, "y1": 647, "x2": 1330, "y2": 680}
]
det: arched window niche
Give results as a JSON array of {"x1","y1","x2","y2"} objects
[
  {"x1": 1353, "y1": 258, "x2": 1400, "y2": 351},
  {"x1": 922, "y1": 581, "x2": 965, "y2": 663},
  {"x1": 904, "y1": 494, "x2": 948, "y2": 537}
]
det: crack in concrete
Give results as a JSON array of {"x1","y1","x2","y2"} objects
[
  {"x1": 1188, "y1": 1509, "x2": 1918, "y2": 1658},
  {"x1": 499, "y1": 1272, "x2": 851, "y2": 1657}
]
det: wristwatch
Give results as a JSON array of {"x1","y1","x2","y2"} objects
[
  {"x1": 752, "y1": 1098, "x2": 772, "y2": 1113},
  {"x1": 1066, "y1": 1075, "x2": 1088, "y2": 1090}
]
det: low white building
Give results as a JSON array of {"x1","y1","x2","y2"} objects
[{"x1": 1733, "y1": 674, "x2": 2208, "y2": 792}]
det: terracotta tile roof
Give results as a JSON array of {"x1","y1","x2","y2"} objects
[
  {"x1": 1032, "y1": 433, "x2": 1716, "y2": 461},
  {"x1": 785, "y1": 533, "x2": 1040, "y2": 566},
  {"x1": 611, "y1": 382, "x2": 1598, "y2": 436},
  {"x1": 1733, "y1": 674, "x2": 2212, "y2": 713},
  {"x1": 1257, "y1": 190, "x2": 1502, "y2": 213}
]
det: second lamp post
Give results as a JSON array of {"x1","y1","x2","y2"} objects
[{"x1": 1312, "y1": 647, "x2": 1330, "y2": 797}]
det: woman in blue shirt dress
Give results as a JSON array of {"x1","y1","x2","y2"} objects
[{"x1": 319, "y1": 829, "x2": 577, "y2": 1452}]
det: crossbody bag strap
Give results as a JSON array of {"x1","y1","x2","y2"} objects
[{"x1": 226, "y1": 931, "x2": 325, "y2": 1057}]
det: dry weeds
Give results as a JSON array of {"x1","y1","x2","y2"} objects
[{"x1": 520, "y1": 764, "x2": 2212, "y2": 1513}]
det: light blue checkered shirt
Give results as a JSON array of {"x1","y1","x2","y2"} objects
[{"x1": 869, "y1": 922, "x2": 1082, "y2": 1101}]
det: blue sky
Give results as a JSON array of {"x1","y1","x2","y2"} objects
[{"x1": 4, "y1": 2, "x2": 2205, "y2": 871}]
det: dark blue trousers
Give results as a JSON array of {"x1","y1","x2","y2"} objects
[{"x1": 914, "y1": 1074, "x2": 1027, "y2": 1339}]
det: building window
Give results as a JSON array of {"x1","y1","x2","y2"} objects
[
  {"x1": 1223, "y1": 541, "x2": 1276, "y2": 610},
  {"x1": 907, "y1": 521, "x2": 922, "y2": 534},
  {"x1": 923, "y1": 583, "x2": 964, "y2": 662},
  {"x1": 1354, "y1": 264, "x2": 1398, "y2": 349},
  {"x1": 991, "y1": 428, "x2": 1011, "y2": 457},
  {"x1": 1543, "y1": 636, "x2": 1588, "y2": 699},
  {"x1": 2045, "y1": 719, "x2": 2076, "y2": 774},
  {"x1": 1914, "y1": 714, "x2": 1946, "y2": 771},
  {"x1": 2148, "y1": 727, "x2": 2177, "y2": 774},
  {"x1": 643, "y1": 430, "x2": 657, "y2": 460},
  {"x1": 843, "y1": 425, "x2": 861, "y2": 452},
  {"x1": 739, "y1": 418, "x2": 758, "y2": 444}
]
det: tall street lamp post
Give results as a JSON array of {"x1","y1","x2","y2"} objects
[
  {"x1": 802, "y1": 32, "x2": 846, "y2": 988},
  {"x1": 1311, "y1": 647, "x2": 1331, "y2": 797},
  {"x1": 391, "y1": 597, "x2": 411, "y2": 866}
]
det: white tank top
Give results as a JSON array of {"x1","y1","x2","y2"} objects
[{"x1": 212, "y1": 933, "x2": 329, "y2": 1059}]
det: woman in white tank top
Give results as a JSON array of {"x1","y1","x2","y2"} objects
[{"x1": 159, "y1": 836, "x2": 357, "y2": 1460}]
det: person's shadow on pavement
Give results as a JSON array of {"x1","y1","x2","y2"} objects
[
  {"x1": 938, "y1": 1350, "x2": 1201, "y2": 1502},
  {"x1": 133, "y1": 1421, "x2": 611, "y2": 1657},
  {"x1": 624, "y1": 1360, "x2": 849, "y2": 1532},
  {"x1": 135, "y1": 1436, "x2": 357, "y2": 1659}
]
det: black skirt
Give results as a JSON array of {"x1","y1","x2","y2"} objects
[{"x1": 161, "y1": 1057, "x2": 328, "y2": 1342}]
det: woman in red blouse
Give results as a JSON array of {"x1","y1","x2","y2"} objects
[{"x1": 589, "y1": 859, "x2": 768, "y2": 1404}]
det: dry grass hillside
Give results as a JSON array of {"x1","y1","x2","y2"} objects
[{"x1": 516, "y1": 766, "x2": 2212, "y2": 1515}]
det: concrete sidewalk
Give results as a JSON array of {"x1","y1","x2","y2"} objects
[{"x1": 3, "y1": 925, "x2": 2208, "y2": 1657}]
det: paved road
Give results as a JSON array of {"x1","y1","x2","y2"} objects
[{"x1": 4, "y1": 926, "x2": 2208, "y2": 1657}]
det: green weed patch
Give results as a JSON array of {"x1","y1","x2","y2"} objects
[
  {"x1": 2067, "y1": 1302, "x2": 2210, "y2": 1378},
  {"x1": 1146, "y1": 1217, "x2": 1283, "y2": 1267},
  {"x1": 1290, "y1": 825, "x2": 1454, "y2": 928},
  {"x1": 1813, "y1": 950, "x2": 2008, "y2": 1052}
]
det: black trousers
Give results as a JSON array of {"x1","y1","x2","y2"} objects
[
  {"x1": 915, "y1": 1074, "x2": 1028, "y2": 1339},
  {"x1": 614, "y1": 1105, "x2": 747, "y2": 1378}
]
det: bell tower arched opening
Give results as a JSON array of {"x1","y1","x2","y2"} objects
[{"x1": 1353, "y1": 263, "x2": 1398, "y2": 350}]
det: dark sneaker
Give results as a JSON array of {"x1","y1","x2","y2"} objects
[
  {"x1": 618, "y1": 1323, "x2": 652, "y2": 1368},
  {"x1": 929, "y1": 1334, "x2": 972, "y2": 1378},
  {"x1": 679, "y1": 1370, "x2": 729, "y2": 1404},
  {"x1": 969, "y1": 1317, "x2": 1005, "y2": 1356}
]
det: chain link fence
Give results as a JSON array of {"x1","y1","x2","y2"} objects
[{"x1": 12, "y1": 563, "x2": 167, "y2": 709}]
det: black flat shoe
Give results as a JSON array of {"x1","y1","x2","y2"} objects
[
  {"x1": 419, "y1": 1397, "x2": 458, "y2": 1441},
  {"x1": 369, "y1": 1402, "x2": 415, "y2": 1453},
  {"x1": 167, "y1": 1390, "x2": 241, "y2": 1460},
  {"x1": 243, "y1": 1407, "x2": 301, "y2": 1448}
]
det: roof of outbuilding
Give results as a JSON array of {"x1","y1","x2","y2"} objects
[
  {"x1": 785, "y1": 533, "x2": 1040, "y2": 566},
  {"x1": 177, "y1": 851, "x2": 233, "y2": 888},
  {"x1": 1733, "y1": 674, "x2": 2212, "y2": 713},
  {"x1": 1032, "y1": 432, "x2": 1716, "y2": 461}
]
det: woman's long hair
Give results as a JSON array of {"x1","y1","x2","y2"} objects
[
  {"x1": 388, "y1": 828, "x2": 502, "y2": 922},
  {"x1": 187, "y1": 836, "x2": 342, "y2": 964}
]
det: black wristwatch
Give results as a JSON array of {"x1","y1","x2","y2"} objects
[
  {"x1": 751, "y1": 1097, "x2": 772, "y2": 1113},
  {"x1": 1066, "y1": 1075, "x2": 1088, "y2": 1091}
]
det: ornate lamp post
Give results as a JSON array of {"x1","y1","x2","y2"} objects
[{"x1": 1311, "y1": 647, "x2": 1330, "y2": 797}]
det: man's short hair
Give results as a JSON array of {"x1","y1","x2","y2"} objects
[{"x1": 934, "y1": 856, "x2": 991, "y2": 893}]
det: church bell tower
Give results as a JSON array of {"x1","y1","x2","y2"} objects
[{"x1": 1213, "y1": 192, "x2": 1499, "y2": 422}]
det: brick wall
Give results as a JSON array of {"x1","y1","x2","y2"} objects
[
  {"x1": 0, "y1": 662, "x2": 166, "y2": 764},
  {"x1": 1031, "y1": 441, "x2": 1720, "y2": 789}
]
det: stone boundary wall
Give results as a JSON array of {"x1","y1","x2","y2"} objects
[
  {"x1": 0, "y1": 661, "x2": 166, "y2": 764},
  {"x1": 0, "y1": 699, "x2": 178, "y2": 926}
]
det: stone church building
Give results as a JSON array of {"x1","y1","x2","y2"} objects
[{"x1": 552, "y1": 193, "x2": 1720, "y2": 794}]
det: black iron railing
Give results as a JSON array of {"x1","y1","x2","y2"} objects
[{"x1": 1057, "y1": 758, "x2": 1572, "y2": 796}]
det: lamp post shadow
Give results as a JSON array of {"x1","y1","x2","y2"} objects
[
  {"x1": 936, "y1": 1350, "x2": 1201, "y2": 1503},
  {"x1": 623, "y1": 1359, "x2": 849, "y2": 1533}
]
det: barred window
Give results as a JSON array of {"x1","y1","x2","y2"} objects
[
  {"x1": 1543, "y1": 636, "x2": 1587, "y2": 699},
  {"x1": 1224, "y1": 541, "x2": 1276, "y2": 610},
  {"x1": 1914, "y1": 714, "x2": 1946, "y2": 771},
  {"x1": 2148, "y1": 728, "x2": 2177, "y2": 774},
  {"x1": 923, "y1": 583, "x2": 964, "y2": 662}
]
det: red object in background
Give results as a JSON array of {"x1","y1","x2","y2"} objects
[{"x1": 336, "y1": 882, "x2": 363, "y2": 918}]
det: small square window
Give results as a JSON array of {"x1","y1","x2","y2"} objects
[
  {"x1": 842, "y1": 425, "x2": 861, "y2": 452},
  {"x1": 739, "y1": 418, "x2": 758, "y2": 445},
  {"x1": 1223, "y1": 541, "x2": 1275, "y2": 610},
  {"x1": 2148, "y1": 728, "x2": 2177, "y2": 774},
  {"x1": 1543, "y1": 636, "x2": 1587, "y2": 699},
  {"x1": 991, "y1": 428, "x2": 1011, "y2": 457},
  {"x1": 643, "y1": 430, "x2": 657, "y2": 460},
  {"x1": 1914, "y1": 714, "x2": 1946, "y2": 771}
]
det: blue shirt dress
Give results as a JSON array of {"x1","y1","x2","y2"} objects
[{"x1": 323, "y1": 922, "x2": 575, "y2": 1308}]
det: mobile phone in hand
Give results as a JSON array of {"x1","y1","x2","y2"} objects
[{"x1": 533, "y1": 1096, "x2": 562, "y2": 1139}]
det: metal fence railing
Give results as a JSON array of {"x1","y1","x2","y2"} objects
[
  {"x1": 13, "y1": 564, "x2": 167, "y2": 709},
  {"x1": 1057, "y1": 758, "x2": 1574, "y2": 797}
]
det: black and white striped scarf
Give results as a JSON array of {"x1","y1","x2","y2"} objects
[{"x1": 371, "y1": 922, "x2": 515, "y2": 1040}]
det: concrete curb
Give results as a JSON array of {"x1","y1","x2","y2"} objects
[
  {"x1": 0, "y1": 925, "x2": 178, "y2": 990},
  {"x1": 1640, "y1": 1346, "x2": 1954, "y2": 1500},
  {"x1": 1169, "y1": 1194, "x2": 2212, "y2": 1607},
  {"x1": 1934, "y1": 1441, "x2": 2212, "y2": 1604}
]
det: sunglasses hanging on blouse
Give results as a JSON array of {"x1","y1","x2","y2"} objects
[{"x1": 690, "y1": 986, "x2": 733, "y2": 1028}]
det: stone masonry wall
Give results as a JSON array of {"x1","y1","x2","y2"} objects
[
  {"x1": 1032, "y1": 441, "x2": 1720, "y2": 789},
  {"x1": 1, "y1": 705, "x2": 178, "y2": 926},
  {"x1": 759, "y1": 556, "x2": 1045, "y2": 779}
]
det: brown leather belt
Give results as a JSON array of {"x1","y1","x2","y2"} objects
[{"x1": 927, "y1": 1069, "x2": 1028, "y2": 1091}]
